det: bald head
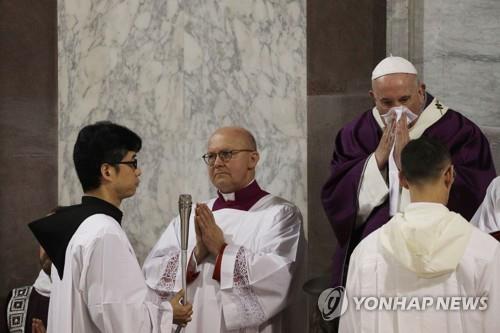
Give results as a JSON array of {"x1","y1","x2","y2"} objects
[
  {"x1": 206, "y1": 127, "x2": 260, "y2": 193},
  {"x1": 208, "y1": 127, "x2": 257, "y2": 151}
]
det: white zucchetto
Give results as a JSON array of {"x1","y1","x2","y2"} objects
[{"x1": 372, "y1": 56, "x2": 418, "y2": 80}]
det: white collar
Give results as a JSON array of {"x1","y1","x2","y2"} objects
[
  {"x1": 219, "y1": 179, "x2": 256, "y2": 201},
  {"x1": 372, "y1": 97, "x2": 448, "y2": 139}
]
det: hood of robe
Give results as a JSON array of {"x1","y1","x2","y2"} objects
[
  {"x1": 380, "y1": 202, "x2": 473, "y2": 278},
  {"x1": 29, "y1": 196, "x2": 123, "y2": 280}
]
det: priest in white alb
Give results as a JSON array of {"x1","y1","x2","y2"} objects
[
  {"x1": 143, "y1": 127, "x2": 305, "y2": 333},
  {"x1": 339, "y1": 137, "x2": 500, "y2": 333}
]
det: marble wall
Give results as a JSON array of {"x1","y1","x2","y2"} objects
[
  {"x1": 387, "y1": 0, "x2": 500, "y2": 126},
  {"x1": 58, "y1": 0, "x2": 306, "y2": 262}
]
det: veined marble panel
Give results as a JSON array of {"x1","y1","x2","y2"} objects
[
  {"x1": 59, "y1": 0, "x2": 306, "y2": 262},
  {"x1": 388, "y1": 0, "x2": 500, "y2": 127},
  {"x1": 58, "y1": 0, "x2": 185, "y2": 262},
  {"x1": 183, "y1": 0, "x2": 307, "y2": 220},
  {"x1": 422, "y1": 0, "x2": 500, "y2": 126}
]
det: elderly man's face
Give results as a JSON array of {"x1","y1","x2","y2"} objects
[
  {"x1": 206, "y1": 130, "x2": 258, "y2": 193},
  {"x1": 370, "y1": 73, "x2": 426, "y2": 117}
]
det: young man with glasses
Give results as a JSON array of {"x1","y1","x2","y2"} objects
[
  {"x1": 29, "y1": 121, "x2": 192, "y2": 332},
  {"x1": 143, "y1": 126, "x2": 306, "y2": 333}
]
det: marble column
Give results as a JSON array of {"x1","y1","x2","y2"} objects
[
  {"x1": 387, "y1": 0, "x2": 500, "y2": 126},
  {"x1": 58, "y1": 0, "x2": 306, "y2": 263}
]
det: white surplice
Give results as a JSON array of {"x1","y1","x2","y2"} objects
[
  {"x1": 471, "y1": 176, "x2": 500, "y2": 233},
  {"x1": 47, "y1": 214, "x2": 173, "y2": 333},
  {"x1": 340, "y1": 203, "x2": 500, "y2": 333},
  {"x1": 143, "y1": 194, "x2": 305, "y2": 333}
]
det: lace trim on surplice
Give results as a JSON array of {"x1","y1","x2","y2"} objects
[
  {"x1": 155, "y1": 251, "x2": 180, "y2": 300},
  {"x1": 232, "y1": 246, "x2": 266, "y2": 325}
]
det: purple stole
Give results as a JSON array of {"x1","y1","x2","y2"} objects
[{"x1": 212, "y1": 181, "x2": 269, "y2": 212}]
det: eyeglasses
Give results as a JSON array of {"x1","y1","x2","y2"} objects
[
  {"x1": 202, "y1": 149, "x2": 255, "y2": 166},
  {"x1": 115, "y1": 159, "x2": 138, "y2": 170}
]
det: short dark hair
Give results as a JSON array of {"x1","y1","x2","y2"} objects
[
  {"x1": 73, "y1": 121, "x2": 142, "y2": 192},
  {"x1": 401, "y1": 137, "x2": 451, "y2": 184}
]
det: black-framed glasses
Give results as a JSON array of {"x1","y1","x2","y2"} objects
[
  {"x1": 114, "y1": 159, "x2": 138, "y2": 170},
  {"x1": 202, "y1": 149, "x2": 255, "y2": 166}
]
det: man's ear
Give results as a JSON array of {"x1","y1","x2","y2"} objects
[
  {"x1": 399, "y1": 171, "x2": 410, "y2": 189},
  {"x1": 248, "y1": 151, "x2": 260, "y2": 170},
  {"x1": 444, "y1": 164, "x2": 454, "y2": 189},
  {"x1": 100, "y1": 163, "x2": 114, "y2": 181},
  {"x1": 369, "y1": 89, "x2": 375, "y2": 100},
  {"x1": 418, "y1": 82, "x2": 426, "y2": 99}
]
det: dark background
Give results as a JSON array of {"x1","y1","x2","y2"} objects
[{"x1": 0, "y1": 1, "x2": 57, "y2": 331}]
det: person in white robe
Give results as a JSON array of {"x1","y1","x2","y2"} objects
[
  {"x1": 471, "y1": 176, "x2": 500, "y2": 234},
  {"x1": 29, "y1": 122, "x2": 193, "y2": 332},
  {"x1": 321, "y1": 56, "x2": 496, "y2": 288},
  {"x1": 339, "y1": 137, "x2": 500, "y2": 333},
  {"x1": 143, "y1": 127, "x2": 305, "y2": 333}
]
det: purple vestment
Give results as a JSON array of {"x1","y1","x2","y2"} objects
[
  {"x1": 321, "y1": 94, "x2": 497, "y2": 286},
  {"x1": 212, "y1": 181, "x2": 269, "y2": 212}
]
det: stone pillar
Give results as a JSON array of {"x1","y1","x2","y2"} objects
[
  {"x1": 307, "y1": 0, "x2": 386, "y2": 331},
  {"x1": 387, "y1": 0, "x2": 500, "y2": 126}
]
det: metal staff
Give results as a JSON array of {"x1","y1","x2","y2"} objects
[{"x1": 175, "y1": 194, "x2": 192, "y2": 333}]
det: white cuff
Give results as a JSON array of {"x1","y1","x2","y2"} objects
[
  {"x1": 220, "y1": 244, "x2": 240, "y2": 290},
  {"x1": 357, "y1": 154, "x2": 389, "y2": 225},
  {"x1": 158, "y1": 299, "x2": 174, "y2": 330},
  {"x1": 189, "y1": 248, "x2": 201, "y2": 274}
]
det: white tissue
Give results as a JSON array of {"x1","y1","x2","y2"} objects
[
  {"x1": 381, "y1": 105, "x2": 418, "y2": 126},
  {"x1": 384, "y1": 106, "x2": 418, "y2": 216}
]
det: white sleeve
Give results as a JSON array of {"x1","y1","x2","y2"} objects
[
  {"x1": 470, "y1": 177, "x2": 500, "y2": 233},
  {"x1": 219, "y1": 205, "x2": 304, "y2": 330},
  {"x1": 357, "y1": 154, "x2": 389, "y2": 226},
  {"x1": 481, "y1": 245, "x2": 500, "y2": 331},
  {"x1": 142, "y1": 218, "x2": 182, "y2": 298},
  {"x1": 82, "y1": 233, "x2": 173, "y2": 333},
  {"x1": 338, "y1": 249, "x2": 361, "y2": 333},
  {"x1": 340, "y1": 241, "x2": 380, "y2": 333}
]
